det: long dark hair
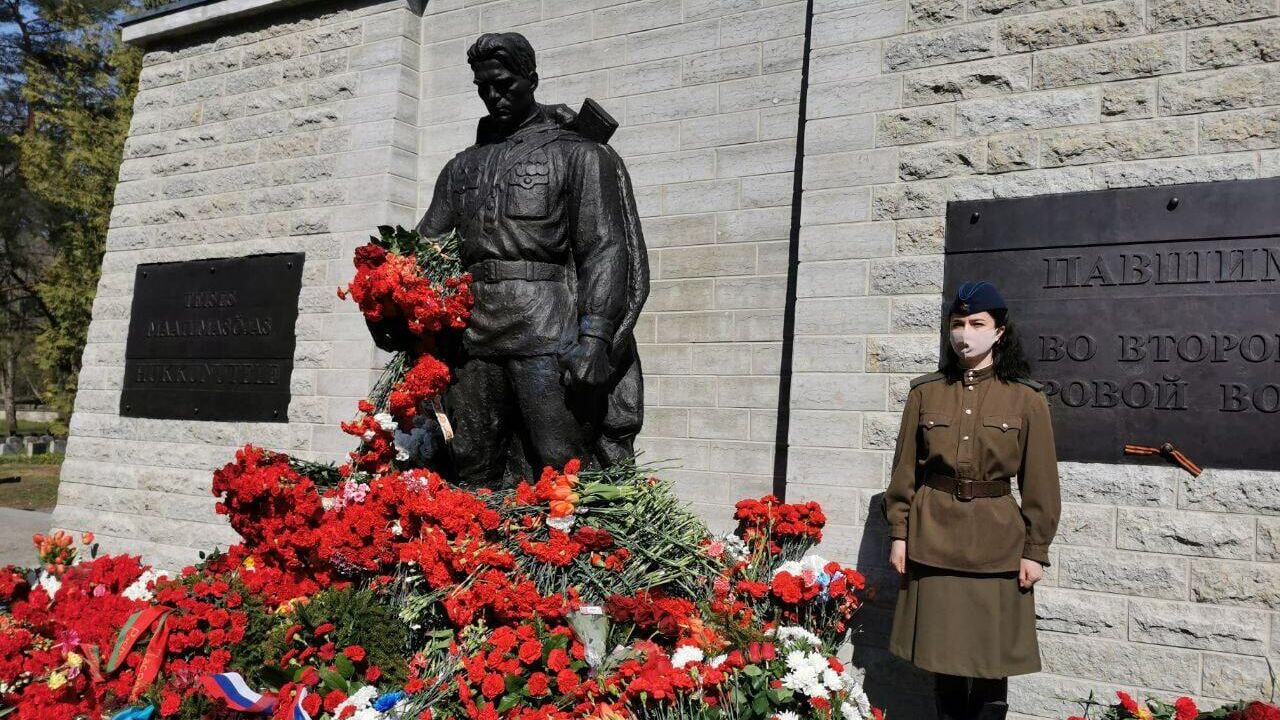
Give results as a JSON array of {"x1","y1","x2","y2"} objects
[{"x1": 942, "y1": 308, "x2": 1032, "y2": 383}]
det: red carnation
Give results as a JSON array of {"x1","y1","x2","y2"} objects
[
  {"x1": 481, "y1": 673, "x2": 506, "y2": 699},
  {"x1": 546, "y1": 648, "x2": 570, "y2": 672},
  {"x1": 556, "y1": 669, "x2": 580, "y2": 694},
  {"x1": 324, "y1": 690, "x2": 349, "y2": 712},
  {"x1": 160, "y1": 691, "x2": 182, "y2": 716},
  {"x1": 1117, "y1": 691, "x2": 1140, "y2": 715},
  {"x1": 343, "y1": 645, "x2": 367, "y2": 662},
  {"x1": 365, "y1": 665, "x2": 382, "y2": 682},
  {"x1": 526, "y1": 672, "x2": 550, "y2": 696},
  {"x1": 518, "y1": 639, "x2": 542, "y2": 665}
]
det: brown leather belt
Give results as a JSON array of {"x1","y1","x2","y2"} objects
[
  {"x1": 924, "y1": 473, "x2": 1011, "y2": 501},
  {"x1": 467, "y1": 259, "x2": 565, "y2": 283}
]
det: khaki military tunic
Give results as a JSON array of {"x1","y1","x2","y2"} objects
[{"x1": 882, "y1": 363, "x2": 1061, "y2": 678}]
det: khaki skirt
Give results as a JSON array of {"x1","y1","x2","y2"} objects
[{"x1": 888, "y1": 561, "x2": 1041, "y2": 678}]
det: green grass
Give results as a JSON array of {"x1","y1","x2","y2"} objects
[
  {"x1": 1, "y1": 420, "x2": 57, "y2": 436},
  {"x1": 0, "y1": 456, "x2": 62, "y2": 511}
]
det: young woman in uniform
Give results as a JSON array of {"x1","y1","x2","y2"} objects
[{"x1": 882, "y1": 281, "x2": 1061, "y2": 720}]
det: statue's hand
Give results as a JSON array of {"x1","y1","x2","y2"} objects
[{"x1": 561, "y1": 336, "x2": 611, "y2": 387}]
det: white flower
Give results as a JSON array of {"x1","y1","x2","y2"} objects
[
  {"x1": 772, "y1": 560, "x2": 802, "y2": 578},
  {"x1": 362, "y1": 429, "x2": 376, "y2": 442},
  {"x1": 773, "y1": 712, "x2": 801, "y2": 720},
  {"x1": 709, "y1": 654, "x2": 728, "y2": 668},
  {"x1": 781, "y1": 650, "x2": 830, "y2": 698},
  {"x1": 390, "y1": 521, "x2": 403, "y2": 537},
  {"x1": 841, "y1": 665, "x2": 867, "y2": 692},
  {"x1": 334, "y1": 686, "x2": 378, "y2": 713},
  {"x1": 395, "y1": 448, "x2": 410, "y2": 462},
  {"x1": 840, "y1": 703, "x2": 864, "y2": 720},
  {"x1": 712, "y1": 533, "x2": 749, "y2": 562},
  {"x1": 374, "y1": 412, "x2": 397, "y2": 432},
  {"x1": 37, "y1": 571, "x2": 61, "y2": 599},
  {"x1": 823, "y1": 667, "x2": 844, "y2": 692},
  {"x1": 122, "y1": 569, "x2": 166, "y2": 602},
  {"x1": 773, "y1": 625, "x2": 822, "y2": 649},
  {"x1": 799, "y1": 554, "x2": 828, "y2": 574},
  {"x1": 670, "y1": 644, "x2": 704, "y2": 669},
  {"x1": 546, "y1": 515, "x2": 575, "y2": 532}
]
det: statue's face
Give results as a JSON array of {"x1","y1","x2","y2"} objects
[{"x1": 472, "y1": 59, "x2": 537, "y2": 125}]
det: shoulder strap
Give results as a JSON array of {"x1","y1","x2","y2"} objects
[
  {"x1": 909, "y1": 371, "x2": 946, "y2": 389},
  {"x1": 1013, "y1": 377, "x2": 1045, "y2": 392}
]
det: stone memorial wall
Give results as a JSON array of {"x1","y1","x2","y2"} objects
[{"x1": 57, "y1": 0, "x2": 1280, "y2": 716}]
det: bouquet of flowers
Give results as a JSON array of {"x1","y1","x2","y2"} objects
[
  {"x1": 0, "y1": 230, "x2": 884, "y2": 720},
  {"x1": 1070, "y1": 691, "x2": 1280, "y2": 720}
]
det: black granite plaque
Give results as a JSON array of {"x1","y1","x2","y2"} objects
[
  {"x1": 944, "y1": 177, "x2": 1280, "y2": 471},
  {"x1": 120, "y1": 253, "x2": 304, "y2": 422}
]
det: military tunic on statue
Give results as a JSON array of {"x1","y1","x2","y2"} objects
[
  {"x1": 416, "y1": 103, "x2": 643, "y2": 487},
  {"x1": 881, "y1": 363, "x2": 1061, "y2": 678}
]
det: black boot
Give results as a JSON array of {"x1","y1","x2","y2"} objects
[
  {"x1": 934, "y1": 674, "x2": 969, "y2": 720},
  {"x1": 968, "y1": 677, "x2": 1009, "y2": 720}
]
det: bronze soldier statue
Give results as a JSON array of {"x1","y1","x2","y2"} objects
[{"x1": 401, "y1": 32, "x2": 648, "y2": 488}]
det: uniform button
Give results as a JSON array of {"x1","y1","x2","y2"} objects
[
  {"x1": 1001, "y1": 422, "x2": 1008, "y2": 429},
  {"x1": 964, "y1": 409, "x2": 972, "y2": 415},
  {"x1": 962, "y1": 435, "x2": 970, "y2": 441},
  {"x1": 966, "y1": 386, "x2": 973, "y2": 391}
]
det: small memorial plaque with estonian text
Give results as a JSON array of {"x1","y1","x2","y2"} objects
[
  {"x1": 120, "y1": 253, "x2": 304, "y2": 422},
  {"x1": 944, "y1": 177, "x2": 1280, "y2": 471}
]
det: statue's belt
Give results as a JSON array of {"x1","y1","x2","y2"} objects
[{"x1": 467, "y1": 259, "x2": 566, "y2": 283}]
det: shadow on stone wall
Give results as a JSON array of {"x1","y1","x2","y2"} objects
[{"x1": 853, "y1": 492, "x2": 937, "y2": 719}]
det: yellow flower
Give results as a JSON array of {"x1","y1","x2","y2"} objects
[
  {"x1": 47, "y1": 671, "x2": 67, "y2": 690},
  {"x1": 65, "y1": 652, "x2": 82, "y2": 668},
  {"x1": 242, "y1": 556, "x2": 256, "y2": 571}
]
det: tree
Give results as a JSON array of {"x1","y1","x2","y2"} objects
[{"x1": 0, "y1": 0, "x2": 140, "y2": 432}]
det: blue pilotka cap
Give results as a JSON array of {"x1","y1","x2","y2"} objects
[{"x1": 950, "y1": 280, "x2": 1007, "y2": 316}]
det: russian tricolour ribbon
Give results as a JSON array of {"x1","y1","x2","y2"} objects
[{"x1": 200, "y1": 672, "x2": 276, "y2": 713}]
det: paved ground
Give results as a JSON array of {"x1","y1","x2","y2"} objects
[{"x1": 0, "y1": 507, "x2": 51, "y2": 568}]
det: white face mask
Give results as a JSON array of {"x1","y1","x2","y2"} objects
[{"x1": 950, "y1": 324, "x2": 1002, "y2": 360}]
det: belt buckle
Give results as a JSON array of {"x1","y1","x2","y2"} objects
[{"x1": 954, "y1": 479, "x2": 975, "y2": 502}]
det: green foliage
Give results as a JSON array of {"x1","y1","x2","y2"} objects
[
  {"x1": 496, "y1": 462, "x2": 719, "y2": 604},
  {"x1": 259, "y1": 586, "x2": 412, "y2": 689},
  {"x1": 1, "y1": 1, "x2": 142, "y2": 425}
]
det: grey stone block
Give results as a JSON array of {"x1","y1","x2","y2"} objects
[
  {"x1": 877, "y1": 106, "x2": 954, "y2": 146},
  {"x1": 909, "y1": 0, "x2": 964, "y2": 29},
  {"x1": 1148, "y1": 0, "x2": 1278, "y2": 29},
  {"x1": 1039, "y1": 633, "x2": 1201, "y2": 693},
  {"x1": 900, "y1": 139, "x2": 987, "y2": 180},
  {"x1": 1188, "y1": 18, "x2": 1280, "y2": 69},
  {"x1": 903, "y1": 56, "x2": 1033, "y2": 106},
  {"x1": 1130, "y1": 598, "x2": 1268, "y2": 654},
  {"x1": 956, "y1": 87, "x2": 1100, "y2": 134},
  {"x1": 1059, "y1": 547, "x2": 1188, "y2": 599},
  {"x1": 999, "y1": 0, "x2": 1143, "y2": 53},
  {"x1": 884, "y1": 23, "x2": 996, "y2": 71},
  {"x1": 1201, "y1": 106, "x2": 1280, "y2": 152},
  {"x1": 1091, "y1": 151, "x2": 1258, "y2": 188},
  {"x1": 1191, "y1": 559, "x2": 1280, "y2": 609},
  {"x1": 1159, "y1": 64, "x2": 1280, "y2": 115},
  {"x1": 1117, "y1": 508, "x2": 1255, "y2": 559},
  {"x1": 1040, "y1": 118, "x2": 1196, "y2": 167},
  {"x1": 1034, "y1": 35, "x2": 1183, "y2": 89},
  {"x1": 1034, "y1": 587, "x2": 1127, "y2": 637}
]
